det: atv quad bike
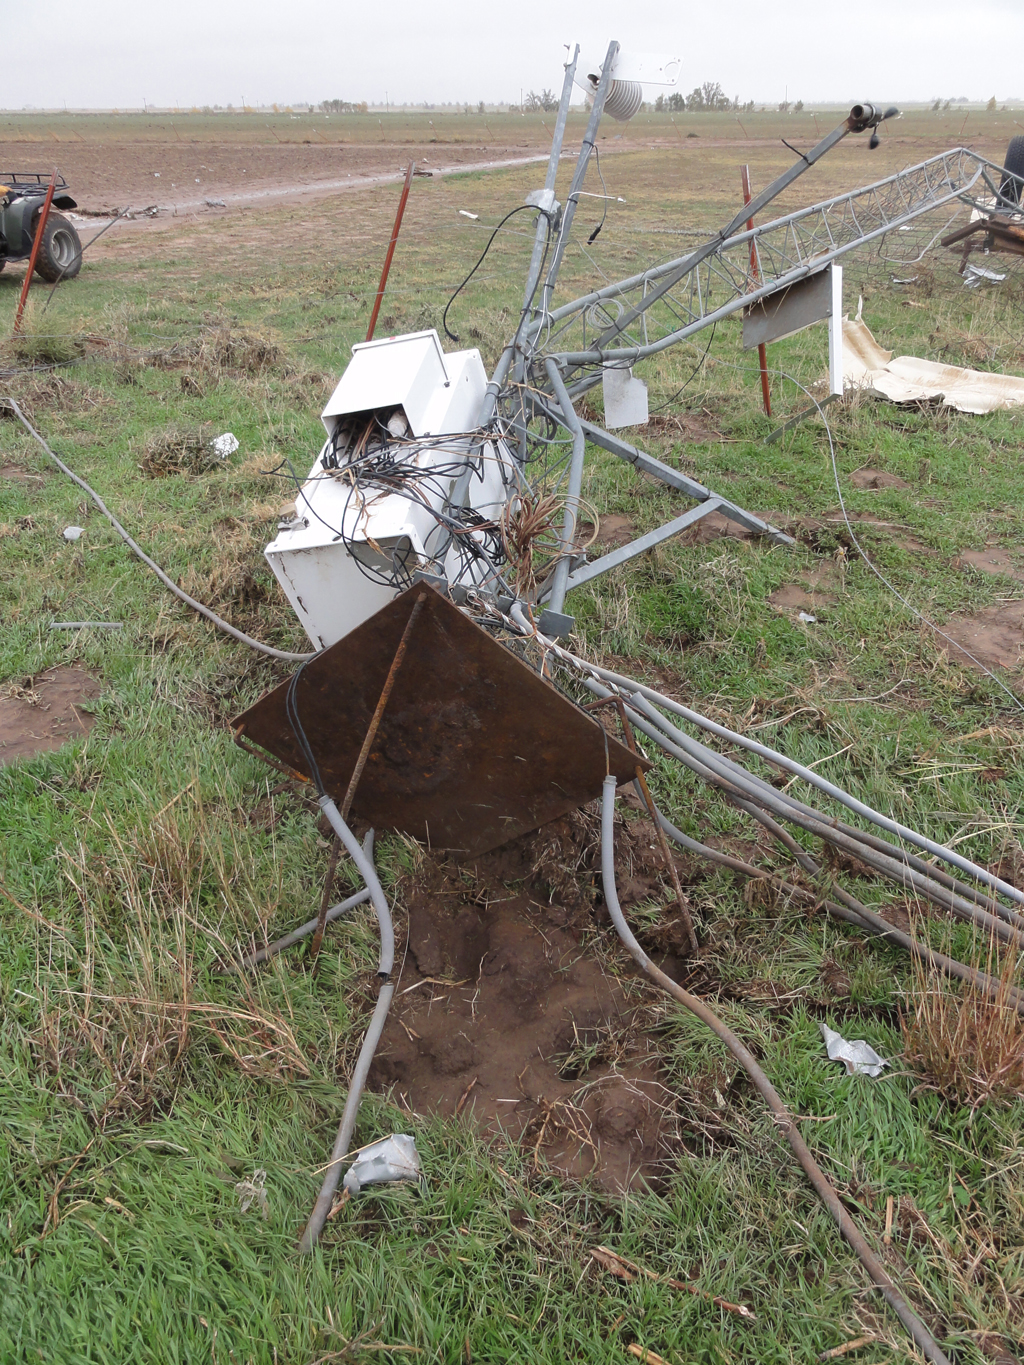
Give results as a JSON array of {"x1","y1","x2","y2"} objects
[{"x1": 0, "y1": 172, "x2": 82, "y2": 280}]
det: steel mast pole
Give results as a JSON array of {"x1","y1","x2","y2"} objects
[{"x1": 511, "y1": 47, "x2": 580, "y2": 463}]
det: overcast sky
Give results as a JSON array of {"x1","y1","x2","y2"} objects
[{"x1": 5, "y1": 0, "x2": 1024, "y2": 110}]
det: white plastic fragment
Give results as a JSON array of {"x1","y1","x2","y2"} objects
[
  {"x1": 819, "y1": 1022, "x2": 889, "y2": 1077},
  {"x1": 343, "y1": 1134, "x2": 421, "y2": 1196},
  {"x1": 797, "y1": 611, "x2": 816, "y2": 624},
  {"x1": 211, "y1": 432, "x2": 240, "y2": 459},
  {"x1": 235, "y1": 1167, "x2": 269, "y2": 1218},
  {"x1": 458, "y1": 209, "x2": 479, "y2": 220},
  {"x1": 602, "y1": 366, "x2": 649, "y2": 428},
  {"x1": 63, "y1": 526, "x2": 84, "y2": 541}
]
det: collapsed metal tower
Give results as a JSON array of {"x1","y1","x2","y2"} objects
[{"x1": 444, "y1": 42, "x2": 1024, "y2": 629}]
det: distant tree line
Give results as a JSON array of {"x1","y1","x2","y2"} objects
[{"x1": 319, "y1": 99, "x2": 368, "y2": 114}]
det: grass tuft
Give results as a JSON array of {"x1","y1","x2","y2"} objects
[{"x1": 902, "y1": 935, "x2": 1024, "y2": 1108}]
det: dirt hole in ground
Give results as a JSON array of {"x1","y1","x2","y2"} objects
[
  {"x1": 958, "y1": 547, "x2": 1024, "y2": 582},
  {"x1": 577, "y1": 513, "x2": 635, "y2": 551},
  {"x1": 369, "y1": 809, "x2": 697, "y2": 1191},
  {"x1": 940, "y1": 602, "x2": 1024, "y2": 675},
  {"x1": 849, "y1": 467, "x2": 910, "y2": 490},
  {"x1": 0, "y1": 667, "x2": 102, "y2": 766},
  {"x1": 0, "y1": 463, "x2": 45, "y2": 485},
  {"x1": 677, "y1": 509, "x2": 754, "y2": 546}
]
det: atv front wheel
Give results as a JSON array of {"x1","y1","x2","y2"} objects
[
  {"x1": 33, "y1": 211, "x2": 82, "y2": 282},
  {"x1": 999, "y1": 135, "x2": 1024, "y2": 207}
]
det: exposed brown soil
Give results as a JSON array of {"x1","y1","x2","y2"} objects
[
  {"x1": 578, "y1": 513, "x2": 635, "y2": 551},
  {"x1": 768, "y1": 583, "x2": 833, "y2": 615},
  {"x1": 940, "y1": 601, "x2": 1024, "y2": 674},
  {"x1": 849, "y1": 467, "x2": 910, "y2": 490},
  {"x1": 369, "y1": 811, "x2": 695, "y2": 1191},
  {"x1": 0, "y1": 667, "x2": 102, "y2": 765},
  {"x1": 0, "y1": 463, "x2": 45, "y2": 485},
  {"x1": 644, "y1": 412, "x2": 725, "y2": 444},
  {"x1": 677, "y1": 509, "x2": 754, "y2": 545},
  {"x1": 958, "y1": 547, "x2": 1024, "y2": 581},
  {"x1": 796, "y1": 513, "x2": 936, "y2": 558},
  {"x1": 769, "y1": 560, "x2": 839, "y2": 616}
]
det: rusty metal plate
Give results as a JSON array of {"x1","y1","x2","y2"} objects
[{"x1": 232, "y1": 584, "x2": 647, "y2": 856}]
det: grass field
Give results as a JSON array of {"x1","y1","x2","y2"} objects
[{"x1": 1, "y1": 109, "x2": 1024, "y2": 1365}]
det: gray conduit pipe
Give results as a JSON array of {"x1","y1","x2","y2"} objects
[
  {"x1": 631, "y1": 691, "x2": 1024, "y2": 932},
  {"x1": 519, "y1": 612, "x2": 1024, "y2": 912},
  {"x1": 645, "y1": 791, "x2": 1024, "y2": 1010},
  {"x1": 595, "y1": 662, "x2": 1024, "y2": 911},
  {"x1": 620, "y1": 691, "x2": 1022, "y2": 947},
  {"x1": 224, "y1": 831, "x2": 376, "y2": 972},
  {"x1": 579, "y1": 669, "x2": 1021, "y2": 941},
  {"x1": 599, "y1": 775, "x2": 952, "y2": 1365},
  {"x1": 3, "y1": 397, "x2": 315, "y2": 664},
  {"x1": 298, "y1": 797, "x2": 395, "y2": 1254}
]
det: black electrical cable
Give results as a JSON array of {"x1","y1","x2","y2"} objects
[
  {"x1": 444, "y1": 204, "x2": 552, "y2": 344},
  {"x1": 648, "y1": 323, "x2": 717, "y2": 414},
  {"x1": 284, "y1": 663, "x2": 325, "y2": 795},
  {"x1": 586, "y1": 146, "x2": 609, "y2": 245}
]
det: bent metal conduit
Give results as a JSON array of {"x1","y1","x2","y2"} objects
[
  {"x1": 599, "y1": 775, "x2": 952, "y2": 1365},
  {"x1": 298, "y1": 795, "x2": 396, "y2": 1254}
]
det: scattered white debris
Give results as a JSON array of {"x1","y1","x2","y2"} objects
[
  {"x1": 797, "y1": 611, "x2": 816, "y2": 624},
  {"x1": 211, "y1": 432, "x2": 240, "y2": 459},
  {"x1": 964, "y1": 263, "x2": 1007, "y2": 289},
  {"x1": 459, "y1": 209, "x2": 479, "y2": 220},
  {"x1": 891, "y1": 275, "x2": 918, "y2": 285},
  {"x1": 153, "y1": 172, "x2": 160, "y2": 178},
  {"x1": 62, "y1": 526, "x2": 84, "y2": 542},
  {"x1": 343, "y1": 1134, "x2": 421, "y2": 1196},
  {"x1": 235, "y1": 1168, "x2": 269, "y2": 1218},
  {"x1": 844, "y1": 317, "x2": 1024, "y2": 414},
  {"x1": 820, "y1": 1022, "x2": 889, "y2": 1077}
]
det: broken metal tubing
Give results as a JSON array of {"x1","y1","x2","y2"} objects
[
  {"x1": 297, "y1": 978, "x2": 396, "y2": 1254},
  {"x1": 599, "y1": 776, "x2": 952, "y2": 1365},
  {"x1": 298, "y1": 798, "x2": 395, "y2": 1254}
]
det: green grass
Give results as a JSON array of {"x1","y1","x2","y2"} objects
[{"x1": 2, "y1": 120, "x2": 1024, "y2": 1365}]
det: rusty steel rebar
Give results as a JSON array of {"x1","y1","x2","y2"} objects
[
  {"x1": 741, "y1": 164, "x2": 772, "y2": 418},
  {"x1": 308, "y1": 592, "x2": 426, "y2": 966},
  {"x1": 13, "y1": 168, "x2": 58, "y2": 337},
  {"x1": 365, "y1": 160, "x2": 416, "y2": 342}
]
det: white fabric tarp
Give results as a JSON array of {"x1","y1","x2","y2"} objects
[{"x1": 843, "y1": 318, "x2": 1024, "y2": 414}]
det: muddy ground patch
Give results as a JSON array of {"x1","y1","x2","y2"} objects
[
  {"x1": 0, "y1": 667, "x2": 102, "y2": 766},
  {"x1": 369, "y1": 811, "x2": 697, "y2": 1191}
]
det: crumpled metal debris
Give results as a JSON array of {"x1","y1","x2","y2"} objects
[
  {"x1": 343, "y1": 1134, "x2": 421, "y2": 1196},
  {"x1": 235, "y1": 1167, "x2": 269, "y2": 1218},
  {"x1": 963, "y1": 263, "x2": 1006, "y2": 289},
  {"x1": 819, "y1": 1022, "x2": 889, "y2": 1077}
]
